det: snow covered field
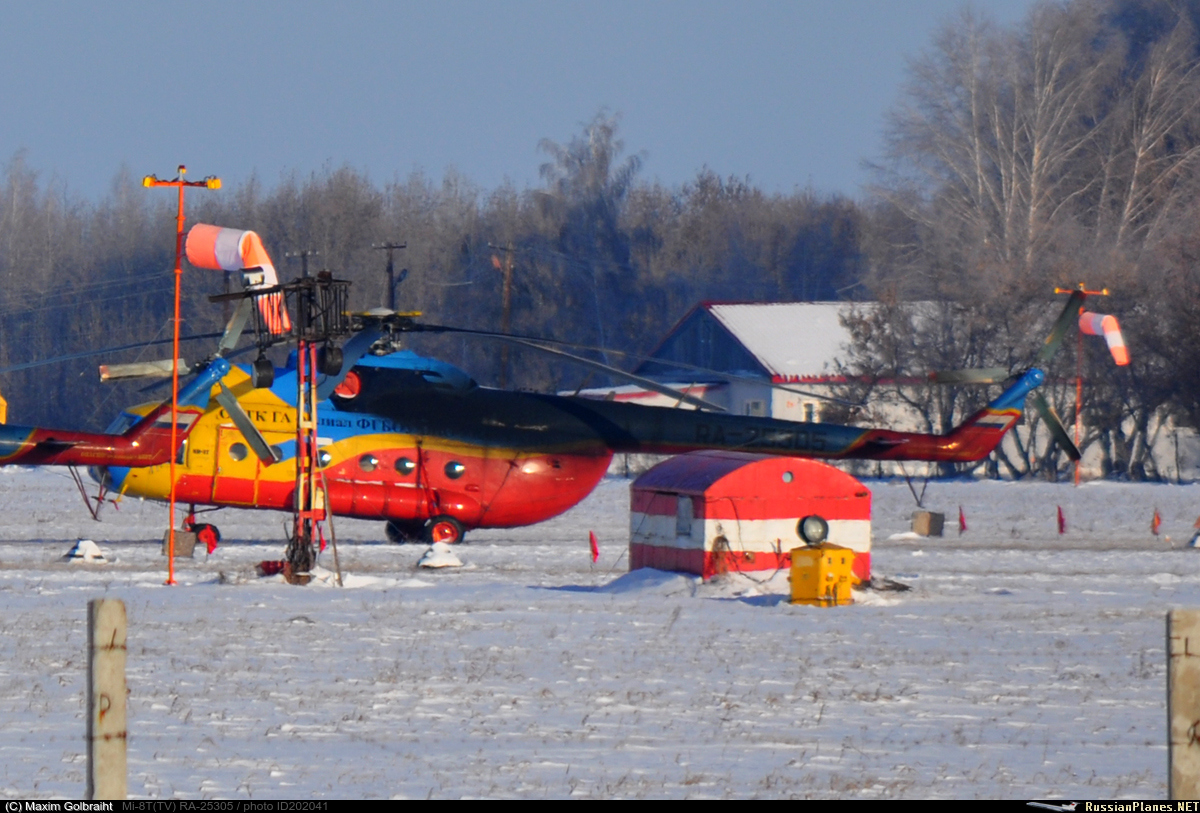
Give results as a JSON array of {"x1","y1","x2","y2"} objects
[{"x1": 0, "y1": 466, "x2": 1197, "y2": 799}]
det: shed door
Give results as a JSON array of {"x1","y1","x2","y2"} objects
[{"x1": 676, "y1": 496, "x2": 693, "y2": 537}]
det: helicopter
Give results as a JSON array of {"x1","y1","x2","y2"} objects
[
  {"x1": 0, "y1": 221, "x2": 1097, "y2": 549},
  {"x1": 72, "y1": 303, "x2": 1091, "y2": 548}
]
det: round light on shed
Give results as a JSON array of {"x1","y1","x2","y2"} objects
[{"x1": 798, "y1": 515, "x2": 829, "y2": 545}]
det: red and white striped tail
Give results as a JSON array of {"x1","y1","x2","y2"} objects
[
  {"x1": 1079, "y1": 311, "x2": 1129, "y2": 366},
  {"x1": 186, "y1": 224, "x2": 292, "y2": 335}
]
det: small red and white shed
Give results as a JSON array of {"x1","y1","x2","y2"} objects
[{"x1": 630, "y1": 451, "x2": 871, "y2": 581}]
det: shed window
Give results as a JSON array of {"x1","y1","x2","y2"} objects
[{"x1": 675, "y1": 496, "x2": 693, "y2": 537}]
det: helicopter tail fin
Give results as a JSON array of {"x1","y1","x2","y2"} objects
[
  {"x1": 940, "y1": 369, "x2": 1043, "y2": 460},
  {"x1": 118, "y1": 358, "x2": 231, "y2": 446}
]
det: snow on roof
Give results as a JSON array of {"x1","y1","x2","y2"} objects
[{"x1": 706, "y1": 302, "x2": 854, "y2": 379}]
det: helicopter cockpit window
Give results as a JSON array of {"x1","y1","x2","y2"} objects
[
  {"x1": 444, "y1": 460, "x2": 465, "y2": 479},
  {"x1": 395, "y1": 457, "x2": 416, "y2": 476},
  {"x1": 228, "y1": 442, "x2": 248, "y2": 462},
  {"x1": 359, "y1": 454, "x2": 379, "y2": 472},
  {"x1": 333, "y1": 370, "x2": 361, "y2": 399}
]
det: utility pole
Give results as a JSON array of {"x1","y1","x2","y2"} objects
[
  {"x1": 491, "y1": 243, "x2": 515, "y2": 388},
  {"x1": 285, "y1": 248, "x2": 319, "y2": 279},
  {"x1": 373, "y1": 242, "x2": 407, "y2": 310}
]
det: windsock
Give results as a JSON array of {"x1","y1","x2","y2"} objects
[
  {"x1": 1078, "y1": 311, "x2": 1129, "y2": 366},
  {"x1": 185, "y1": 224, "x2": 291, "y2": 334}
]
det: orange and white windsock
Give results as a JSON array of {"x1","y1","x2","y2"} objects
[
  {"x1": 185, "y1": 224, "x2": 291, "y2": 334},
  {"x1": 1079, "y1": 311, "x2": 1129, "y2": 366}
]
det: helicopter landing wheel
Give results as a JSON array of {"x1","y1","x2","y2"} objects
[
  {"x1": 424, "y1": 515, "x2": 464, "y2": 545},
  {"x1": 192, "y1": 523, "x2": 221, "y2": 553},
  {"x1": 384, "y1": 520, "x2": 424, "y2": 544}
]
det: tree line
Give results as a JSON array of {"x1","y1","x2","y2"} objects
[
  {"x1": 1, "y1": 0, "x2": 1198, "y2": 482},
  {"x1": 0, "y1": 135, "x2": 865, "y2": 431},
  {"x1": 852, "y1": 0, "x2": 1200, "y2": 480}
]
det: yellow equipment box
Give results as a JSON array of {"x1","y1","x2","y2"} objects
[{"x1": 790, "y1": 542, "x2": 857, "y2": 606}]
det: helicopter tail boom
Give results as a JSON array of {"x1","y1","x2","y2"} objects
[
  {"x1": 562, "y1": 367, "x2": 1044, "y2": 463},
  {"x1": 0, "y1": 359, "x2": 229, "y2": 467}
]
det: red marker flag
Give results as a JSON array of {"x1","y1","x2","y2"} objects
[
  {"x1": 958, "y1": 506, "x2": 967, "y2": 535},
  {"x1": 1057, "y1": 505, "x2": 1066, "y2": 535},
  {"x1": 589, "y1": 530, "x2": 600, "y2": 563},
  {"x1": 1152, "y1": 509, "x2": 1162, "y2": 536}
]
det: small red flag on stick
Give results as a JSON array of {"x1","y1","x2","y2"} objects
[
  {"x1": 1152, "y1": 508, "x2": 1162, "y2": 536},
  {"x1": 958, "y1": 506, "x2": 967, "y2": 535},
  {"x1": 1057, "y1": 505, "x2": 1066, "y2": 535},
  {"x1": 589, "y1": 530, "x2": 600, "y2": 563}
]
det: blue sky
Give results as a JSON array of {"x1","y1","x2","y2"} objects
[{"x1": 0, "y1": 1, "x2": 1034, "y2": 201}]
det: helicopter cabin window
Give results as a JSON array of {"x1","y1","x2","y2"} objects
[
  {"x1": 359, "y1": 454, "x2": 378, "y2": 473},
  {"x1": 228, "y1": 442, "x2": 248, "y2": 462},
  {"x1": 395, "y1": 457, "x2": 416, "y2": 476},
  {"x1": 445, "y1": 461, "x2": 465, "y2": 479}
]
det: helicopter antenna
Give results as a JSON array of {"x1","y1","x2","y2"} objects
[
  {"x1": 373, "y1": 242, "x2": 407, "y2": 310},
  {"x1": 488, "y1": 243, "x2": 516, "y2": 388}
]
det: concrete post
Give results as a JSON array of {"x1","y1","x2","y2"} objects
[
  {"x1": 87, "y1": 598, "x2": 127, "y2": 800},
  {"x1": 1168, "y1": 609, "x2": 1200, "y2": 799}
]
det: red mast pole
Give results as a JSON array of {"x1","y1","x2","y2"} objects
[
  {"x1": 1055, "y1": 284, "x2": 1109, "y2": 487},
  {"x1": 143, "y1": 166, "x2": 220, "y2": 585}
]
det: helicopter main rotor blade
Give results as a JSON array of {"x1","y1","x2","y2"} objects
[
  {"x1": 1035, "y1": 291, "x2": 1086, "y2": 367},
  {"x1": 99, "y1": 359, "x2": 186, "y2": 382},
  {"x1": 930, "y1": 367, "x2": 1010, "y2": 385},
  {"x1": 97, "y1": 301, "x2": 256, "y2": 384},
  {"x1": 314, "y1": 327, "x2": 387, "y2": 400},
  {"x1": 489, "y1": 336, "x2": 728, "y2": 411},
  {"x1": 415, "y1": 322, "x2": 861, "y2": 407},
  {"x1": 216, "y1": 298, "x2": 254, "y2": 357},
  {"x1": 214, "y1": 382, "x2": 279, "y2": 465},
  {"x1": 1029, "y1": 390, "x2": 1081, "y2": 461},
  {"x1": 411, "y1": 324, "x2": 728, "y2": 411},
  {"x1": 0, "y1": 332, "x2": 226, "y2": 378}
]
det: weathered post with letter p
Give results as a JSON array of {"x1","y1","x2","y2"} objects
[{"x1": 87, "y1": 598, "x2": 127, "y2": 800}]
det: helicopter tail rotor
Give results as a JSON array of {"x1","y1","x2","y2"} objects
[{"x1": 928, "y1": 291, "x2": 1092, "y2": 462}]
